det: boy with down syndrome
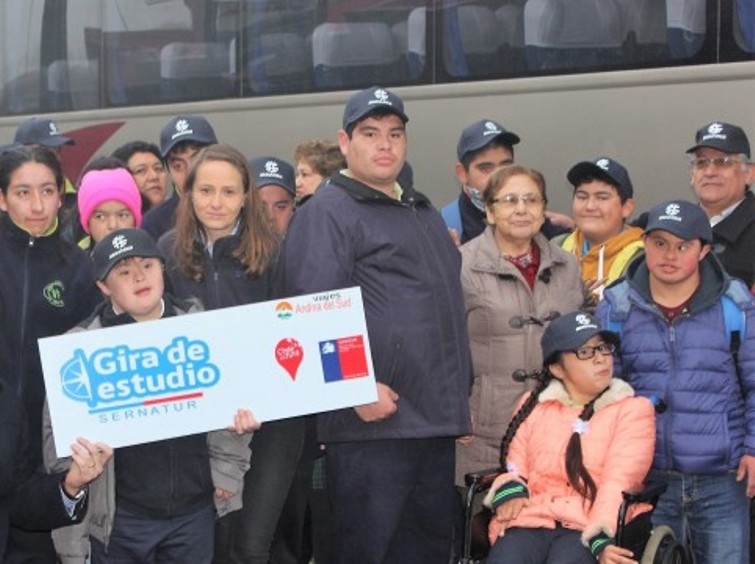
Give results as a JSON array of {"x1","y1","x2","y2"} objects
[
  {"x1": 44, "y1": 228, "x2": 258, "y2": 563},
  {"x1": 484, "y1": 312, "x2": 655, "y2": 564}
]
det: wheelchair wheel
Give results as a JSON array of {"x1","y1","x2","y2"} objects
[{"x1": 640, "y1": 525, "x2": 686, "y2": 564}]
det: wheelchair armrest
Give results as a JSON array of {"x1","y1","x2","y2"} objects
[
  {"x1": 621, "y1": 482, "x2": 667, "y2": 506},
  {"x1": 616, "y1": 483, "x2": 668, "y2": 549},
  {"x1": 464, "y1": 466, "x2": 503, "y2": 490}
]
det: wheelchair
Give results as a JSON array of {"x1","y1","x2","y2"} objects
[{"x1": 458, "y1": 468, "x2": 694, "y2": 564}]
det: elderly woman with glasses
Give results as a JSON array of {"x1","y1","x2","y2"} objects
[{"x1": 456, "y1": 165, "x2": 592, "y2": 489}]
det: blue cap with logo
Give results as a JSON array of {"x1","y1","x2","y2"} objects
[
  {"x1": 686, "y1": 122, "x2": 750, "y2": 158},
  {"x1": 644, "y1": 199, "x2": 712, "y2": 244},
  {"x1": 14, "y1": 117, "x2": 75, "y2": 147},
  {"x1": 456, "y1": 119, "x2": 520, "y2": 161},
  {"x1": 250, "y1": 156, "x2": 296, "y2": 197},
  {"x1": 541, "y1": 311, "x2": 619, "y2": 365},
  {"x1": 567, "y1": 157, "x2": 634, "y2": 200},
  {"x1": 93, "y1": 228, "x2": 164, "y2": 281},
  {"x1": 342, "y1": 86, "x2": 409, "y2": 131},
  {"x1": 159, "y1": 115, "x2": 218, "y2": 158}
]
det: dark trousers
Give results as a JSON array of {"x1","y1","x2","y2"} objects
[
  {"x1": 270, "y1": 416, "x2": 335, "y2": 564},
  {"x1": 327, "y1": 437, "x2": 456, "y2": 564},
  {"x1": 487, "y1": 526, "x2": 595, "y2": 564},
  {"x1": 4, "y1": 529, "x2": 56, "y2": 564},
  {"x1": 214, "y1": 417, "x2": 305, "y2": 564},
  {"x1": 91, "y1": 504, "x2": 214, "y2": 563}
]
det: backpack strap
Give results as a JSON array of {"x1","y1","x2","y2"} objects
[{"x1": 721, "y1": 293, "x2": 746, "y2": 366}]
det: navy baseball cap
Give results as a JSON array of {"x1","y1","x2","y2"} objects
[
  {"x1": 342, "y1": 86, "x2": 408, "y2": 131},
  {"x1": 686, "y1": 122, "x2": 750, "y2": 158},
  {"x1": 14, "y1": 117, "x2": 75, "y2": 147},
  {"x1": 160, "y1": 115, "x2": 217, "y2": 158},
  {"x1": 644, "y1": 200, "x2": 712, "y2": 244},
  {"x1": 93, "y1": 228, "x2": 164, "y2": 281},
  {"x1": 456, "y1": 119, "x2": 520, "y2": 161},
  {"x1": 541, "y1": 311, "x2": 619, "y2": 365},
  {"x1": 567, "y1": 157, "x2": 634, "y2": 200},
  {"x1": 250, "y1": 157, "x2": 296, "y2": 197}
]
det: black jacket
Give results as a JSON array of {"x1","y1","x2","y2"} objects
[
  {"x1": 282, "y1": 173, "x2": 473, "y2": 442},
  {"x1": 0, "y1": 215, "x2": 99, "y2": 465},
  {"x1": 0, "y1": 381, "x2": 85, "y2": 559},
  {"x1": 142, "y1": 193, "x2": 180, "y2": 241},
  {"x1": 712, "y1": 190, "x2": 755, "y2": 288},
  {"x1": 158, "y1": 229, "x2": 281, "y2": 310}
]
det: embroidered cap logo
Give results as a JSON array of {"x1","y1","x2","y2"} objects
[
  {"x1": 112, "y1": 234, "x2": 128, "y2": 250},
  {"x1": 665, "y1": 203, "x2": 680, "y2": 216},
  {"x1": 708, "y1": 123, "x2": 723, "y2": 135}
]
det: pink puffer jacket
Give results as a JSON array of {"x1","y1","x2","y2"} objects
[{"x1": 485, "y1": 378, "x2": 655, "y2": 543}]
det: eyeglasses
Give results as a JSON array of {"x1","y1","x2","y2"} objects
[
  {"x1": 572, "y1": 342, "x2": 615, "y2": 360},
  {"x1": 490, "y1": 193, "x2": 545, "y2": 208},
  {"x1": 690, "y1": 156, "x2": 744, "y2": 170}
]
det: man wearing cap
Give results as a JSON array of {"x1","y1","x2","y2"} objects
[
  {"x1": 557, "y1": 156, "x2": 644, "y2": 298},
  {"x1": 249, "y1": 157, "x2": 296, "y2": 235},
  {"x1": 282, "y1": 86, "x2": 472, "y2": 563},
  {"x1": 440, "y1": 119, "x2": 572, "y2": 245},
  {"x1": 14, "y1": 117, "x2": 77, "y2": 213},
  {"x1": 687, "y1": 121, "x2": 755, "y2": 291},
  {"x1": 596, "y1": 199, "x2": 755, "y2": 564},
  {"x1": 142, "y1": 115, "x2": 218, "y2": 240}
]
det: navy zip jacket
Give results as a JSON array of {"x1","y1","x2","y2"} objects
[
  {"x1": 282, "y1": 173, "x2": 473, "y2": 443},
  {"x1": 0, "y1": 214, "x2": 99, "y2": 465},
  {"x1": 158, "y1": 229, "x2": 282, "y2": 310}
]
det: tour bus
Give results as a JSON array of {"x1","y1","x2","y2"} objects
[{"x1": 0, "y1": 0, "x2": 752, "y2": 214}]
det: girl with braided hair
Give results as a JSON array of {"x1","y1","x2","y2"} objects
[{"x1": 484, "y1": 311, "x2": 656, "y2": 563}]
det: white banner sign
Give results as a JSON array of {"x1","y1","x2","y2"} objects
[{"x1": 40, "y1": 287, "x2": 376, "y2": 457}]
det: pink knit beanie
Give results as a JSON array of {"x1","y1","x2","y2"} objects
[{"x1": 78, "y1": 168, "x2": 143, "y2": 234}]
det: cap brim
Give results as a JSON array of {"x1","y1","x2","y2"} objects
[
  {"x1": 567, "y1": 162, "x2": 616, "y2": 188},
  {"x1": 462, "y1": 131, "x2": 521, "y2": 158},
  {"x1": 544, "y1": 327, "x2": 619, "y2": 365},
  {"x1": 38, "y1": 137, "x2": 75, "y2": 147},
  {"x1": 344, "y1": 108, "x2": 409, "y2": 131}
]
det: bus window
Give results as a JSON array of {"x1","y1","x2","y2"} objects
[
  {"x1": 666, "y1": 0, "x2": 706, "y2": 59},
  {"x1": 734, "y1": 0, "x2": 755, "y2": 52}
]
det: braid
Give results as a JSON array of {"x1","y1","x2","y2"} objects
[
  {"x1": 499, "y1": 372, "x2": 551, "y2": 468},
  {"x1": 565, "y1": 386, "x2": 610, "y2": 506}
]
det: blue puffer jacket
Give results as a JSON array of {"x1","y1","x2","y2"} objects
[
  {"x1": 282, "y1": 173, "x2": 473, "y2": 443},
  {"x1": 595, "y1": 255, "x2": 755, "y2": 474}
]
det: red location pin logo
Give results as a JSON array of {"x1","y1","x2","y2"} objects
[{"x1": 275, "y1": 338, "x2": 304, "y2": 381}]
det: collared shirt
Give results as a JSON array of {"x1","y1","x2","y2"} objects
[{"x1": 709, "y1": 198, "x2": 745, "y2": 227}]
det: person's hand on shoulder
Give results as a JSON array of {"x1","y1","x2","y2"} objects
[{"x1": 355, "y1": 383, "x2": 398, "y2": 422}]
